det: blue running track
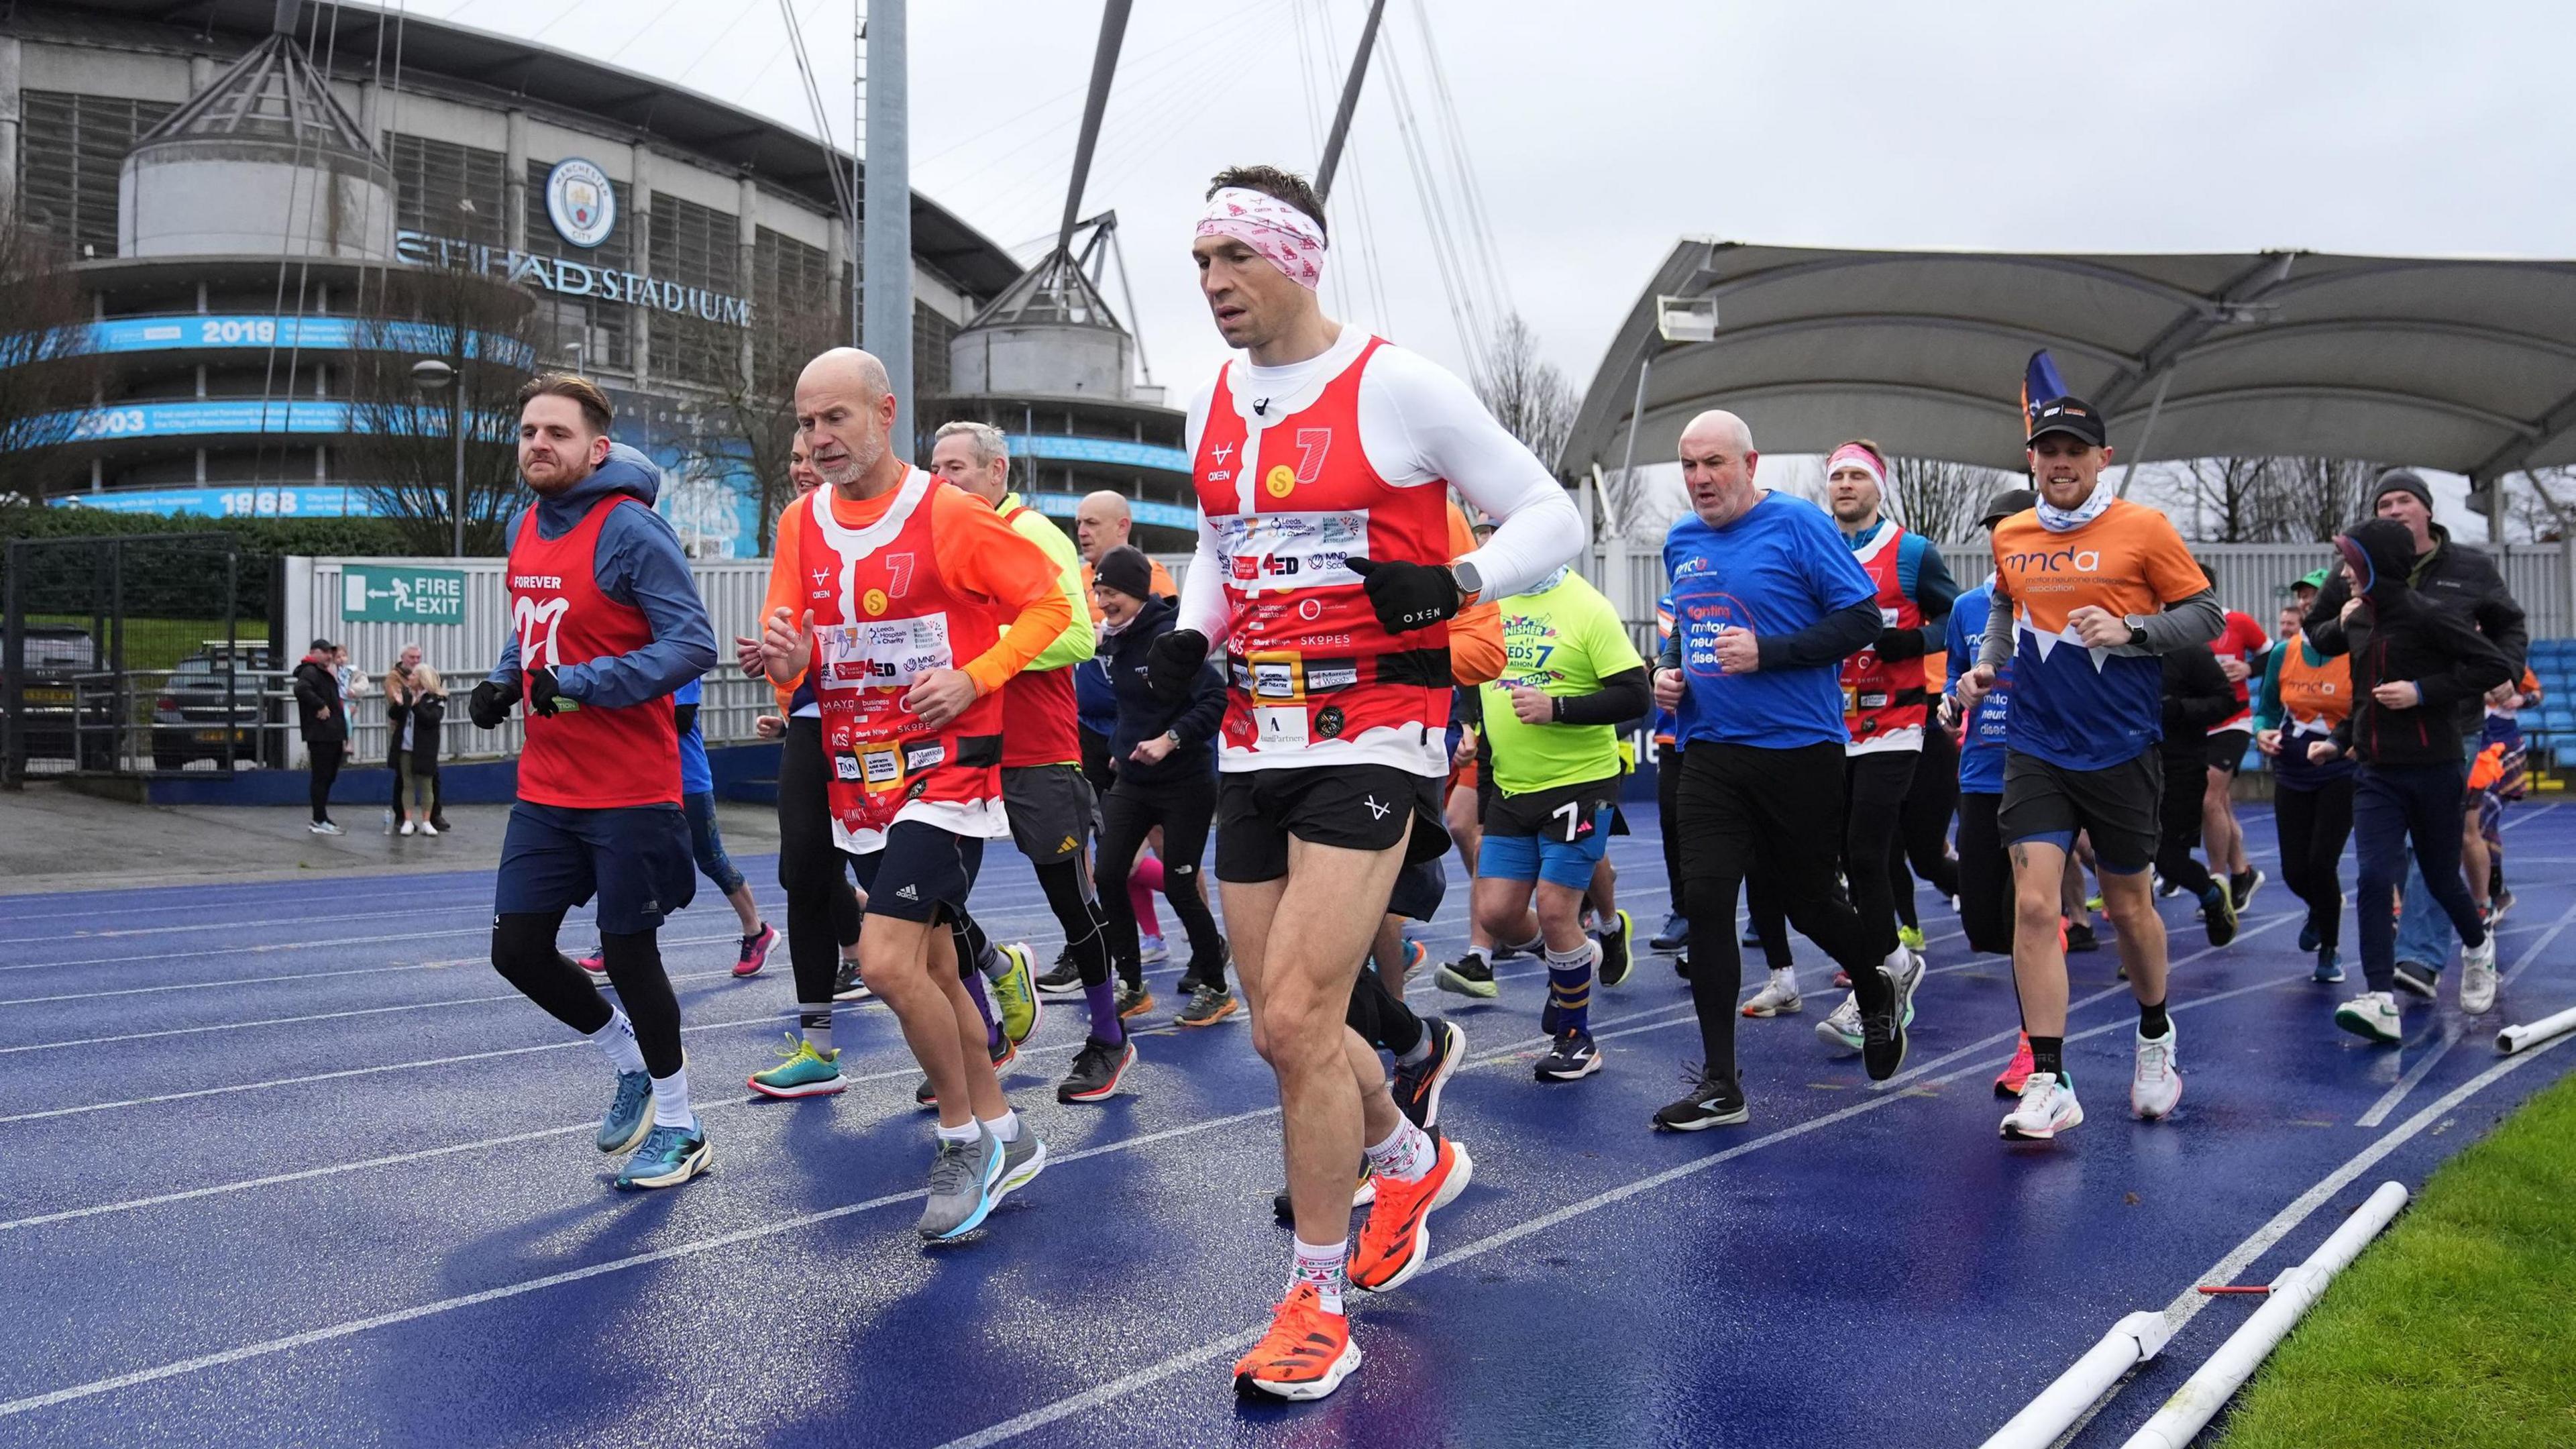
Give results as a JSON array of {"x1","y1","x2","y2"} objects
[{"x1": 2, "y1": 800, "x2": 2573, "y2": 1446}]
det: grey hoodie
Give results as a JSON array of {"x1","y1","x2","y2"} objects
[{"x1": 484, "y1": 442, "x2": 718, "y2": 709}]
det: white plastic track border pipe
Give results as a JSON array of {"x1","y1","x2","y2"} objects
[
  {"x1": 2497, "y1": 1004, "x2": 2576, "y2": 1055},
  {"x1": 2118, "y1": 1179, "x2": 2411, "y2": 1449},
  {"x1": 1978, "y1": 1311, "x2": 2173, "y2": 1449}
]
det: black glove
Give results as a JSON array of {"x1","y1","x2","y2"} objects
[
  {"x1": 1346, "y1": 556, "x2": 1461, "y2": 634},
  {"x1": 527, "y1": 666, "x2": 566, "y2": 716},
  {"x1": 1872, "y1": 627, "x2": 1927, "y2": 662},
  {"x1": 1146, "y1": 629, "x2": 1210, "y2": 706},
  {"x1": 468, "y1": 677, "x2": 521, "y2": 730}
]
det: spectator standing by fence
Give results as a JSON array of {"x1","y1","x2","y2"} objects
[
  {"x1": 385, "y1": 646, "x2": 445, "y2": 837},
  {"x1": 292, "y1": 638, "x2": 346, "y2": 835}
]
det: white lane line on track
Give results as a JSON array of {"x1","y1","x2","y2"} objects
[
  {"x1": 2498, "y1": 798, "x2": 2565, "y2": 832},
  {"x1": 2352, "y1": 898, "x2": 2576, "y2": 1129},
  {"x1": 0, "y1": 932, "x2": 740, "y2": 1006},
  {"x1": 0, "y1": 901, "x2": 504, "y2": 947}
]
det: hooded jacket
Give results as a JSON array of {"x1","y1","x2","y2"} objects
[
  {"x1": 2159, "y1": 643, "x2": 2239, "y2": 766},
  {"x1": 2316, "y1": 518, "x2": 2512, "y2": 767},
  {"x1": 290, "y1": 653, "x2": 345, "y2": 744},
  {"x1": 1097, "y1": 594, "x2": 1224, "y2": 787},
  {"x1": 482, "y1": 442, "x2": 717, "y2": 708},
  {"x1": 2302, "y1": 519, "x2": 2525, "y2": 730}
]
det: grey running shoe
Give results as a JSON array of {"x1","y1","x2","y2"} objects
[
  {"x1": 1177, "y1": 982, "x2": 1240, "y2": 1026},
  {"x1": 917, "y1": 1130, "x2": 1005, "y2": 1240},
  {"x1": 832, "y1": 959, "x2": 871, "y2": 1002},
  {"x1": 993, "y1": 1127, "x2": 1049, "y2": 1203}
]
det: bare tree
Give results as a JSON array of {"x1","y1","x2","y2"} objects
[
  {"x1": 686, "y1": 306, "x2": 844, "y2": 555},
  {"x1": 2277, "y1": 456, "x2": 2377, "y2": 541},
  {"x1": 1885, "y1": 455, "x2": 2016, "y2": 544},
  {"x1": 340, "y1": 266, "x2": 541, "y2": 555},
  {"x1": 2509, "y1": 468, "x2": 2576, "y2": 543},
  {"x1": 0, "y1": 215, "x2": 112, "y2": 500},
  {"x1": 1477, "y1": 313, "x2": 1576, "y2": 472},
  {"x1": 2151, "y1": 455, "x2": 2382, "y2": 542}
]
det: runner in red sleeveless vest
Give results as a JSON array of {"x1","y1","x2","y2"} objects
[
  {"x1": 759, "y1": 347, "x2": 1071, "y2": 1242},
  {"x1": 1156, "y1": 166, "x2": 1582, "y2": 1403},
  {"x1": 466, "y1": 374, "x2": 718, "y2": 1192},
  {"x1": 1756, "y1": 442, "x2": 1960, "y2": 1050}
]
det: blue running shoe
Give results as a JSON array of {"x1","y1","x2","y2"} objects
[
  {"x1": 1650, "y1": 912, "x2": 1689, "y2": 952},
  {"x1": 598, "y1": 1071, "x2": 652, "y2": 1154},
  {"x1": 2313, "y1": 948, "x2": 2345, "y2": 983},
  {"x1": 749, "y1": 1034, "x2": 846, "y2": 1099},
  {"x1": 2298, "y1": 918, "x2": 2322, "y2": 953},
  {"x1": 616, "y1": 1121, "x2": 710, "y2": 1190}
]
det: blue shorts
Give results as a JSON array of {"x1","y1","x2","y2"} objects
[
  {"x1": 496, "y1": 801, "x2": 696, "y2": 934},
  {"x1": 1478, "y1": 806, "x2": 1615, "y2": 890}
]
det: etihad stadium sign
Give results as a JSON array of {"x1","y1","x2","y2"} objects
[{"x1": 394, "y1": 229, "x2": 753, "y2": 329}]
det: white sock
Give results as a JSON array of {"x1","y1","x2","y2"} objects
[
  {"x1": 979, "y1": 1109, "x2": 1021, "y2": 1144},
  {"x1": 934, "y1": 1118, "x2": 981, "y2": 1144},
  {"x1": 587, "y1": 1009, "x2": 647, "y2": 1075},
  {"x1": 1291, "y1": 1236, "x2": 1348, "y2": 1316},
  {"x1": 1363, "y1": 1120, "x2": 1436, "y2": 1183},
  {"x1": 648, "y1": 1067, "x2": 693, "y2": 1129}
]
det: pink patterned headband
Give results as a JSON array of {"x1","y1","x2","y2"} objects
[
  {"x1": 1825, "y1": 443, "x2": 1886, "y2": 490},
  {"x1": 1195, "y1": 186, "x2": 1326, "y2": 290}
]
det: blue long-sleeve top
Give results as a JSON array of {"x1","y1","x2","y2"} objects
[
  {"x1": 484, "y1": 441, "x2": 718, "y2": 708},
  {"x1": 1943, "y1": 581, "x2": 2012, "y2": 794}
]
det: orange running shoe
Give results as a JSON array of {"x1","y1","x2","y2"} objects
[
  {"x1": 1995, "y1": 1030, "x2": 2035, "y2": 1098},
  {"x1": 1347, "y1": 1136, "x2": 1474, "y2": 1293},
  {"x1": 1231, "y1": 1281, "x2": 1360, "y2": 1401}
]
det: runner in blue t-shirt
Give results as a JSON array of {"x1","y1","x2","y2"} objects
[
  {"x1": 1647, "y1": 410, "x2": 1917, "y2": 1131},
  {"x1": 1941, "y1": 489, "x2": 2034, "y2": 1092}
]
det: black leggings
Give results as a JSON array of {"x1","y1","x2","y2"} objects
[
  {"x1": 777, "y1": 714, "x2": 863, "y2": 1010},
  {"x1": 2355, "y1": 761, "x2": 2483, "y2": 991},
  {"x1": 2274, "y1": 780, "x2": 2355, "y2": 952},
  {"x1": 1955, "y1": 791, "x2": 2015, "y2": 956},
  {"x1": 308, "y1": 739, "x2": 343, "y2": 823},
  {"x1": 492, "y1": 908, "x2": 684, "y2": 1077},
  {"x1": 1888, "y1": 729, "x2": 1962, "y2": 928},
  {"x1": 2155, "y1": 748, "x2": 2218, "y2": 898},
  {"x1": 1677, "y1": 743, "x2": 1887, "y2": 1089},
  {"x1": 1097, "y1": 771, "x2": 1227, "y2": 985},
  {"x1": 1032, "y1": 856, "x2": 1114, "y2": 987},
  {"x1": 1656, "y1": 742, "x2": 1685, "y2": 908},
  {"x1": 1840, "y1": 751, "x2": 1919, "y2": 959}
]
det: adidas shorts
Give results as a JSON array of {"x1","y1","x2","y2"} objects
[
  {"x1": 850, "y1": 820, "x2": 985, "y2": 925},
  {"x1": 1001, "y1": 763, "x2": 1094, "y2": 865}
]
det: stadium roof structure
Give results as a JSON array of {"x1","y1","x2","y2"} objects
[{"x1": 1563, "y1": 240, "x2": 2576, "y2": 491}]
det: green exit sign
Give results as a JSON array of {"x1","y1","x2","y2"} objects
[{"x1": 341, "y1": 566, "x2": 467, "y2": 624}]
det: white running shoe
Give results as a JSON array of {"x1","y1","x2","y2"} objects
[
  {"x1": 1138, "y1": 933, "x2": 1169, "y2": 965},
  {"x1": 2334, "y1": 991, "x2": 2402, "y2": 1045},
  {"x1": 2000, "y1": 1071, "x2": 2084, "y2": 1140},
  {"x1": 419, "y1": 821, "x2": 439, "y2": 838},
  {"x1": 1814, "y1": 992, "x2": 1863, "y2": 1054},
  {"x1": 399, "y1": 818, "x2": 416, "y2": 837},
  {"x1": 1741, "y1": 968, "x2": 1803, "y2": 1018},
  {"x1": 1888, "y1": 947, "x2": 1925, "y2": 1023},
  {"x1": 2459, "y1": 936, "x2": 2500, "y2": 1016},
  {"x1": 2131, "y1": 1025, "x2": 2181, "y2": 1120}
]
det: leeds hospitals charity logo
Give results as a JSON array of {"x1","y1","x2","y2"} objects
[{"x1": 545, "y1": 158, "x2": 617, "y2": 250}]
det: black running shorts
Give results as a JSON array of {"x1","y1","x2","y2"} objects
[
  {"x1": 1000, "y1": 763, "x2": 1094, "y2": 865},
  {"x1": 1482, "y1": 774, "x2": 1623, "y2": 842},
  {"x1": 850, "y1": 820, "x2": 985, "y2": 924},
  {"x1": 1215, "y1": 764, "x2": 1447, "y2": 883},
  {"x1": 1996, "y1": 749, "x2": 2163, "y2": 873},
  {"x1": 2203, "y1": 727, "x2": 2252, "y2": 775}
]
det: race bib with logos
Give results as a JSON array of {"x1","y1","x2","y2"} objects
[
  {"x1": 814, "y1": 613, "x2": 953, "y2": 693},
  {"x1": 1215, "y1": 509, "x2": 1368, "y2": 596}
]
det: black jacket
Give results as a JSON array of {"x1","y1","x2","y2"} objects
[
  {"x1": 2303, "y1": 521, "x2": 2526, "y2": 730},
  {"x1": 2315, "y1": 519, "x2": 2514, "y2": 767},
  {"x1": 291, "y1": 656, "x2": 345, "y2": 745},
  {"x1": 2159, "y1": 644, "x2": 2239, "y2": 765},
  {"x1": 1098, "y1": 596, "x2": 1225, "y2": 786},
  {"x1": 384, "y1": 675, "x2": 445, "y2": 773}
]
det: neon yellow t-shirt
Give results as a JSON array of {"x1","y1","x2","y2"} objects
[{"x1": 1478, "y1": 571, "x2": 1644, "y2": 795}]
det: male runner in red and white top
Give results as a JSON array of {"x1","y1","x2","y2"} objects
[
  {"x1": 1152, "y1": 166, "x2": 1583, "y2": 1401},
  {"x1": 2201, "y1": 592, "x2": 2270, "y2": 908},
  {"x1": 758, "y1": 347, "x2": 1073, "y2": 1241}
]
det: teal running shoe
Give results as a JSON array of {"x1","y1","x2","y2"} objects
[
  {"x1": 749, "y1": 1034, "x2": 846, "y2": 1099},
  {"x1": 616, "y1": 1121, "x2": 710, "y2": 1190},
  {"x1": 597, "y1": 1070, "x2": 652, "y2": 1154}
]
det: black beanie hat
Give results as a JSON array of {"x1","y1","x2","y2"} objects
[
  {"x1": 2371, "y1": 468, "x2": 2436, "y2": 515},
  {"x1": 1094, "y1": 545, "x2": 1155, "y2": 602}
]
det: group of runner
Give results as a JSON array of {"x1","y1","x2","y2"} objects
[{"x1": 451, "y1": 162, "x2": 2538, "y2": 1404}]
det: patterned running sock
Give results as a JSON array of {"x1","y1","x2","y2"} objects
[
  {"x1": 1292, "y1": 1236, "x2": 1348, "y2": 1315},
  {"x1": 1362, "y1": 1119, "x2": 1436, "y2": 1183},
  {"x1": 1546, "y1": 939, "x2": 1599, "y2": 1036}
]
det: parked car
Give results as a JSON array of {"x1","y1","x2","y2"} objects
[
  {"x1": 152, "y1": 641, "x2": 277, "y2": 771},
  {"x1": 7, "y1": 624, "x2": 115, "y2": 769}
]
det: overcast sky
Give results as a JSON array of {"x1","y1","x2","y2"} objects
[{"x1": 409, "y1": 0, "x2": 2561, "y2": 531}]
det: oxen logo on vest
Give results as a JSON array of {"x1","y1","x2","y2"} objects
[{"x1": 513, "y1": 595, "x2": 572, "y2": 670}]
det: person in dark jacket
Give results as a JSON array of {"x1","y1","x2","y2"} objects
[
  {"x1": 290, "y1": 637, "x2": 346, "y2": 835},
  {"x1": 2157, "y1": 643, "x2": 2243, "y2": 947},
  {"x1": 1090, "y1": 545, "x2": 1233, "y2": 1026},
  {"x1": 2302, "y1": 469, "x2": 2526, "y2": 998},
  {"x1": 383, "y1": 645, "x2": 446, "y2": 836},
  {"x1": 2313, "y1": 517, "x2": 2510, "y2": 1046}
]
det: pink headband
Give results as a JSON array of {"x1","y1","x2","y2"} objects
[
  {"x1": 1195, "y1": 186, "x2": 1326, "y2": 290},
  {"x1": 1825, "y1": 443, "x2": 1886, "y2": 490}
]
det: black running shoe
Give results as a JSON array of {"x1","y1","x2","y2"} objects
[
  {"x1": 1389, "y1": 1017, "x2": 1464, "y2": 1130},
  {"x1": 831, "y1": 959, "x2": 871, "y2": 1002},
  {"x1": 1036, "y1": 947, "x2": 1083, "y2": 996},
  {"x1": 1860, "y1": 969, "x2": 1908, "y2": 1081},
  {"x1": 2065, "y1": 921, "x2": 2100, "y2": 954},
  {"x1": 1598, "y1": 910, "x2": 1634, "y2": 988},
  {"x1": 2200, "y1": 882, "x2": 2240, "y2": 948},
  {"x1": 2393, "y1": 959, "x2": 2440, "y2": 1000},
  {"x1": 2231, "y1": 868, "x2": 2265, "y2": 913},
  {"x1": 1435, "y1": 951, "x2": 1498, "y2": 999},
  {"x1": 1739, "y1": 922, "x2": 1763, "y2": 949},
  {"x1": 1674, "y1": 951, "x2": 1691, "y2": 981},
  {"x1": 1653, "y1": 1065, "x2": 1747, "y2": 1131},
  {"x1": 1057, "y1": 1035, "x2": 1136, "y2": 1104},
  {"x1": 1536, "y1": 1029, "x2": 1603, "y2": 1081}
]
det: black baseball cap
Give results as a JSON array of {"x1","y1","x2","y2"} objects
[
  {"x1": 1978, "y1": 487, "x2": 2037, "y2": 529},
  {"x1": 309, "y1": 637, "x2": 337, "y2": 653},
  {"x1": 2025, "y1": 395, "x2": 2108, "y2": 449}
]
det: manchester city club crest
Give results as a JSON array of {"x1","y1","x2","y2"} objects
[{"x1": 545, "y1": 158, "x2": 617, "y2": 249}]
